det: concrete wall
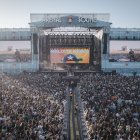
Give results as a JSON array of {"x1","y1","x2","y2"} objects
[
  {"x1": 0, "y1": 60, "x2": 39, "y2": 75},
  {"x1": 102, "y1": 60, "x2": 140, "y2": 75}
]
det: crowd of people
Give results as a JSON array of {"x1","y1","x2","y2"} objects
[
  {"x1": 0, "y1": 71, "x2": 140, "y2": 140},
  {"x1": 79, "y1": 73, "x2": 140, "y2": 140},
  {"x1": 0, "y1": 72, "x2": 68, "y2": 140}
]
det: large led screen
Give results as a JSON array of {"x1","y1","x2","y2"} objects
[
  {"x1": 50, "y1": 48, "x2": 90, "y2": 63},
  {"x1": 0, "y1": 41, "x2": 31, "y2": 62},
  {"x1": 109, "y1": 40, "x2": 140, "y2": 62}
]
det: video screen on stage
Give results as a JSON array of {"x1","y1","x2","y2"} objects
[
  {"x1": 50, "y1": 48, "x2": 90, "y2": 63},
  {"x1": 109, "y1": 40, "x2": 140, "y2": 62},
  {"x1": 0, "y1": 41, "x2": 31, "y2": 62}
]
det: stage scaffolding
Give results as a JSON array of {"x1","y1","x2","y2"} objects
[
  {"x1": 38, "y1": 32, "x2": 102, "y2": 70},
  {"x1": 30, "y1": 14, "x2": 111, "y2": 71}
]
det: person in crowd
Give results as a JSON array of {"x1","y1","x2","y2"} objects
[
  {"x1": 129, "y1": 49, "x2": 135, "y2": 61},
  {"x1": 70, "y1": 91, "x2": 73, "y2": 101},
  {"x1": 74, "y1": 104, "x2": 78, "y2": 114},
  {"x1": 15, "y1": 49, "x2": 21, "y2": 62}
]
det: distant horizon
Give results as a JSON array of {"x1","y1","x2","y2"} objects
[
  {"x1": 110, "y1": 40, "x2": 140, "y2": 52},
  {"x1": 0, "y1": 41, "x2": 31, "y2": 51}
]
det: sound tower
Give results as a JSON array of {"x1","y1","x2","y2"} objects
[
  {"x1": 90, "y1": 35, "x2": 94, "y2": 64},
  {"x1": 33, "y1": 33, "x2": 38, "y2": 54},
  {"x1": 103, "y1": 33, "x2": 107, "y2": 54}
]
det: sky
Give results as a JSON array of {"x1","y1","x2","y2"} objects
[
  {"x1": 0, "y1": 0, "x2": 140, "y2": 28},
  {"x1": 110, "y1": 40, "x2": 140, "y2": 51}
]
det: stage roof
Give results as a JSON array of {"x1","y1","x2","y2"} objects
[{"x1": 30, "y1": 13, "x2": 111, "y2": 29}]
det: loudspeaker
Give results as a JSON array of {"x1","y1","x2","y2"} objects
[
  {"x1": 33, "y1": 33, "x2": 38, "y2": 54},
  {"x1": 103, "y1": 33, "x2": 107, "y2": 54}
]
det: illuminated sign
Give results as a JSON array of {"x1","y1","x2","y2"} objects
[
  {"x1": 50, "y1": 48, "x2": 90, "y2": 63},
  {"x1": 42, "y1": 16, "x2": 96, "y2": 23},
  {"x1": 78, "y1": 16, "x2": 96, "y2": 23},
  {"x1": 31, "y1": 14, "x2": 110, "y2": 25}
]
